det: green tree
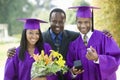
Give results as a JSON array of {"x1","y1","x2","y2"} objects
[
  {"x1": 0, "y1": 0, "x2": 34, "y2": 35},
  {"x1": 93, "y1": 0, "x2": 120, "y2": 46}
]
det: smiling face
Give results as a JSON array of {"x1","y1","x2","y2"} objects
[
  {"x1": 50, "y1": 12, "x2": 66, "y2": 34},
  {"x1": 76, "y1": 17, "x2": 92, "y2": 34},
  {"x1": 26, "y1": 29, "x2": 40, "y2": 46}
]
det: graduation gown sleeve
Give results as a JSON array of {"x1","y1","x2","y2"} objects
[
  {"x1": 99, "y1": 36, "x2": 120, "y2": 80},
  {"x1": 4, "y1": 49, "x2": 19, "y2": 80}
]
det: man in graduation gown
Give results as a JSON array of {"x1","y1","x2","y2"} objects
[{"x1": 66, "y1": 5, "x2": 120, "y2": 80}]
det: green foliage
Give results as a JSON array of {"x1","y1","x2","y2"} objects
[
  {"x1": 93, "y1": 0, "x2": 120, "y2": 46},
  {"x1": 0, "y1": 0, "x2": 55, "y2": 35},
  {"x1": 0, "y1": 0, "x2": 9, "y2": 23},
  {"x1": 73, "y1": 0, "x2": 90, "y2": 6},
  {"x1": 66, "y1": 10, "x2": 76, "y2": 24},
  {"x1": 0, "y1": 0, "x2": 34, "y2": 35}
]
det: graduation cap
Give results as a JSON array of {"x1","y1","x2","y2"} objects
[
  {"x1": 17, "y1": 18, "x2": 48, "y2": 30},
  {"x1": 69, "y1": 6, "x2": 100, "y2": 31}
]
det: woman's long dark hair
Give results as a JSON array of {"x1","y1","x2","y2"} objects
[{"x1": 19, "y1": 29, "x2": 44, "y2": 61}]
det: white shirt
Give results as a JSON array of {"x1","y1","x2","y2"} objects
[{"x1": 80, "y1": 30, "x2": 93, "y2": 43}]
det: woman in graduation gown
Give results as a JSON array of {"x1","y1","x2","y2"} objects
[{"x1": 4, "y1": 18, "x2": 57, "y2": 80}]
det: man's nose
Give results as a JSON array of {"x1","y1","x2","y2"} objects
[
  {"x1": 81, "y1": 23, "x2": 86, "y2": 28},
  {"x1": 56, "y1": 22, "x2": 60, "y2": 26}
]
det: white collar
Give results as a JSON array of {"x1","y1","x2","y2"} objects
[{"x1": 80, "y1": 30, "x2": 93, "y2": 42}]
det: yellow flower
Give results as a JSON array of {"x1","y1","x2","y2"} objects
[
  {"x1": 55, "y1": 58, "x2": 65, "y2": 67},
  {"x1": 50, "y1": 50, "x2": 62, "y2": 58},
  {"x1": 55, "y1": 53, "x2": 65, "y2": 67},
  {"x1": 50, "y1": 50, "x2": 65, "y2": 67},
  {"x1": 41, "y1": 50, "x2": 45, "y2": 58}
]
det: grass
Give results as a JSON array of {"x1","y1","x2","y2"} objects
[
  {"x1": 0, "y1": 42, "x2": 20, "y2": 80},
  {"x1": 0, "y1": 35, "x2": 20, "y2": 79},
  {"x1": 0, "y1": 42, "x2": 19, "y2": 67}
]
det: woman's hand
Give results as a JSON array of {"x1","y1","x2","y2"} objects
[{"x1": 32, "y1": 76, "x2": 47, "y2": 80}]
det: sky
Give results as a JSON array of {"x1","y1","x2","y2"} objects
[
  {"x1": 52, "y1": 0, "x2": 74, "y2": 10},
  {"x1": 52, "y1": 0, "x2": 92, "y2": 10},
  {"x1": 28, "y1": 0, "x2": 92, "y2": 10}
]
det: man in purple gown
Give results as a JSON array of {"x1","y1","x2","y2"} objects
[{"x1": 66, "y1": 5, "x2": 120, "y2": 80}]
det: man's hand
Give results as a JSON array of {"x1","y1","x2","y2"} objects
[
  {"x1": 71, "y1": 66, "x2": 84, "y2": 75},
  {"x1": 86, "y1": 46, "x2": 98, "y2": 61},
  {"x1": 7, "y1": 47, "x2": 16, "y2": 58},
  {"x1": 102, "y1": 30, "x2": 112, "y2": 38}
]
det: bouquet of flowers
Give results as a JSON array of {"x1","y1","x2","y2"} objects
[{"x1": 31, "y1": 50, "x2": 68, "y2": 79}]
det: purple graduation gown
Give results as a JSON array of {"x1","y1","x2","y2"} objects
[
  {"x1": 4, "y1": 43, "x2": 58, "y2": 80},
  {"x1": 66, "y1": 30, "x2": 120, "y2": 80}
]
